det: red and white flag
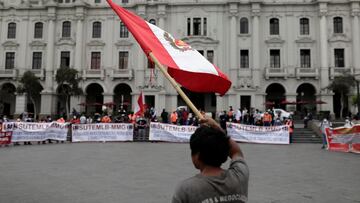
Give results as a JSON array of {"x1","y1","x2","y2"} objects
[
  {"x1": 134, "y1": 91, "x2": 145, "y2": 116},
  {"x1": 107, "y1": 0, "x2": 231, "y2": 95}
]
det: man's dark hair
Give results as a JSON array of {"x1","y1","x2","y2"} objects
[{"x1": 190, "y1": 126, "x2": 230, "y2": 167}]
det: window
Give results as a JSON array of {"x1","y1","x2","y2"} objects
[
  {"x1": 187, "y1": 18, "x2": 191, "y2": 36},
  {"x1": 120, "y1": 22, "x2": 129, "y2": 38},
  {"x1": 270, "y1": 49, "x2": 280, "y2": 68},
  {"x1": 62, "y1": 21, "x2": 71, "y2": 38},
  {"x1": 32, "y1": 52, "x2": 42, "y2": 69},
  {"x1": 269, "y1": 18, "x2": 279, "y2": 35},
  {"x1": 122, "y1": 0, "x2": 128, "y2": 3},
  {"x1": 60, "y1": 51, "x2": 70, "y2": 68},
  {"x1": 240, "y1": 50, "x2": 249, "y2": 68},
  {"x1": 198, "y1": 50, "x2": 204, "y2": 56},
  {"x1": 300, "y1": 49, "x2": 311, "y2": 68},
  {"x1": 91, "y1": 52, "x2": 101, "y2": 69},
  {"x1": 34, "y1": 22, "x2": 43, "y2": 39},
  {"x1": 149, "y1": 19, "x2": 156, "y2": 25},
  {"x1": 334, "y1": 17, "x2": 343, "y2": 34},
  {"x1": 119, "y1": 51, "x2": 129, "y2": 69},
  {"x1": 299, "y1": 18, "x2": 309, "y2": 35},
  {"x1": 334, "y1": 49, "x2": 345, "y2": 67},
  {"x1": 95, "y1": 0, "x2": 101, "y2": 3},
  {"x1": 5, "y1": 52, "x2": 15, "y2": 69},
  {"x1": 240, "y1": 18, "x2": 249, "y2": 34},
  {"x1": 92, "y1": 21, "x2": 101, "y2": 38},
  {"x1": 203, "y1": 18, "x2": 207, "y2": 36},
  {"x1": 7, "y1": 23, "x2": 16, "y2": 39},
  {"x1": 207, "y1": 50, "x2": 214, "y2": 63},
  {"x1": 193, "y1": 18, "x2": 201, "y2": 36}
]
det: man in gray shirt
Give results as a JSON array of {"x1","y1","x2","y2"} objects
[{"x1": 172, "y1": 117, "x2": 249, "y2": 203}]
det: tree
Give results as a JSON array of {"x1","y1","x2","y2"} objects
[
  {"x1": 55, "y1": 67, "x2": 83, "y2": 119},
  {"x1": 327, "y1": 75, "x2": 355, "y2": 119},
  {"x1": 18, "y1": 71, "x2": 43, "y2": 120}
]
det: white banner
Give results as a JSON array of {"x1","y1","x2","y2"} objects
[
  {"x1": 1, "y1": 122, "x2": 69, "y2": 142},
  {"x1": 227, "y1": 123, "x2": 289, "y2": 144},
  {"x1": 149, "y1": 122, "x2": 197, "y2": 142},
  {"x1": 72, "y1": 123, "x2": 134, "y2": 142}
]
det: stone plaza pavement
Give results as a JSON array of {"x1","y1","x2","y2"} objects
[{"x1": 0, "y1": 142, "x2": 359, "y2": 203}]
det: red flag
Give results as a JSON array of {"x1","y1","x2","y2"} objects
[
  {"x1": 107, "y1": 0, "x2": 231, "y2": 95},
  {"x1": 134, "y1": 91, "x2": 145, "y2": 116}
]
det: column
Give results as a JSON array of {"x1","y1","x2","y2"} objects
[
  {"x1": 229, "y1": 4, "x2": 238, "y2": 88},
  {"x1": 319, "y1": 3, "x2": 333, "y2": 114},
  {"x1": 157, "y1": 5, "x2": 166, "y2": 89},
  {"x1": 41, "y1": 8, "x2": 56, "y2": 116},
  {"x1": 14, "y1": 93, "x2": 27, "y2": 117},
  {"x1": 103, "y1": 93, "x2": 114, "y2": 114},
  {"x1": 251, "y1": 3, "x2": 261, "y2": 88},
  {"x1": 351, "y1": 2, "x2": 360, "y2": 73},
  {"x1": 75, "y1": 17, "x2": 84, "y2": 71},
  {"x1": 45, "y1": 9, "x2": 56, "y2": 92},
  {"x1": 319, "y1": 9, "x2": 329, "y2": 91}
]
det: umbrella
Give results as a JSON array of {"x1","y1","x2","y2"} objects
[
  {"x1": 280, "y1": 100, "x2": 297, "y2": 105},
  {"x1": 104, "y1": 102, "x2": 116, "y2": 107},
  {"x1": 78, "y1": 102, "x2": 87, "y2": 106},
  {"x1": 313, "y1": 100, "x2": 327, "y2": 104},
  {"x1": 297, "y1": 100, "x2": 310, "y2": 104},
  {"x1": 264, "y1": 101, "x2": 275, "y2": 106}
]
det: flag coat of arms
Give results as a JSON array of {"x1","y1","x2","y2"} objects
[{"x1": 107, "y1": 0, "x2": 231, "y2": 95}]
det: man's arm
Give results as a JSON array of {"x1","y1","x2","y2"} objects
[{"x1": 199, "y1": 116, "x2": 244, "y2": 159}]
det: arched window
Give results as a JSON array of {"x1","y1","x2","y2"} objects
[
  {"x1": 62, "y1": 21, "x2": 71, "y2": 38},
  {"x1": 299, "y1": 18, "x2": 309, "y2": 35},
  {"x1": 34, "y1": 22, "x2": 43, "y2": 39},
  {"x1": 333, "y1": 17, "x2": 343, "y2": 34},
  {"x1": 120, "y1": 22, "x2": 128, "y2": 38},
  {"x1": 7, "y1": 22, "x2": 16, "y2": 39},
  {"x1": 92, "y1": 21, "x2": 102, "y2": 38},
  {"x1": 240, "y1": 18, "x2": 249, "y2": 34},
  {"x1": 149, "y1": 19, "x2": 156, "y2": 25},
  {"x1": 269, "y1": 18, "x2": 279, "y2": 35}
]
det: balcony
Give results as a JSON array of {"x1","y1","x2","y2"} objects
[
  {"x1": 265, "y1": 67, "x2": 287, "y2": 79},
  {"x1": 329, "y1": 67, "x2": 354, "y2": 79},
  {"x1": 82, "y1": 69, "x2": 105, "y2": 80},
  {"x1": 295, "y1": 67, "x2": 319, "y2": 79},
  {"x1": 0, "y1": 69, "x2": 18, "y2": 79},
  {"x1": 108, "y1": 69, "x2": 133, "y2": 80}
]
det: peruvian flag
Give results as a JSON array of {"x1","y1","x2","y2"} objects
[
  {"x1": 134, "y1": 91, "x2": 145, "y2": 116},
  {"x1": 107, "y1": 0, "x2": 231, "y2": 95}
]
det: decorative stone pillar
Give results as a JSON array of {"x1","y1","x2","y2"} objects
[
  {"x1": 157, "y1": 5, "x2": 166, "y2": 90},
  {"x1": 75, "y1": 14, "x2": 84, "y2": 71},
  {"x1": 351, "y1": 2, "x2": 360, "y2": 73},
  {"x1": 319, "y1": 4, "x2": 329, "y2": 92},
  {"x1": 318, "y1": 2, "x2": 333, "y2": 115},
  {"x1": 40, "y1": 91, "x2": 54, "y2": 117},
  {"x1": 229, "y1": 3, "x2": 238, "y2": 88},
  {"x1": 251, "y1": 3, "x2": 261, "y2": 88},
  {"x1": 45, "y1": 7, "x2": 56, "y2": 92},
  {"x1": 14, "y1": 93, "x2": 27, "y2": 117}
]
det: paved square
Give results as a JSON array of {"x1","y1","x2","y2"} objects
[{"x1": 0, "y1": 143, "x2": 359, "y2": 203}]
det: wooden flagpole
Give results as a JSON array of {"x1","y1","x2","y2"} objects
[{"x1": 149, "y1": 52, "x2": 204, "y2": 120}]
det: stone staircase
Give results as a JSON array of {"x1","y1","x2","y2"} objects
[{"x1": 293, "y1": 123, "x2": 322, "y2": 143}]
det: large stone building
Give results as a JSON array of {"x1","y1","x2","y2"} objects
[{"x1": 0, "y1": 0, "x2": 359, "y2": 118}]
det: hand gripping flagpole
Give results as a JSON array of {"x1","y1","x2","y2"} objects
[{"x1": 149, "y1": 52, "x2": 204, "y2": 120}]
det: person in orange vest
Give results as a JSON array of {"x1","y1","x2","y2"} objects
[
  {"x1": 101, "y1": 114, "x2": 111, "y2": 123},
  {"x1": 263, "y1": 111, "x2": 272, "y2": 126},
  {"x1": 170, "y1": 111, "x2": 178, "y2": 124},
  {"x1": 285, "y1": 117, "x2": 294, "y2": 143},
  {"x1": 57, "y1": 117, "x2": 65, "y2": 123}
]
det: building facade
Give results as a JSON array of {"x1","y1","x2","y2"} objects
[{"x1": 0, "y1": 0, "x2": 359, "y2": 118}]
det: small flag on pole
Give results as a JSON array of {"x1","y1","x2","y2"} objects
[
  {"x1": 134, "y1": 91, "x2": 145, "y2": 116},
  {"x1": 107, "y1": 0, "x2": 232, "y2": 96}
]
